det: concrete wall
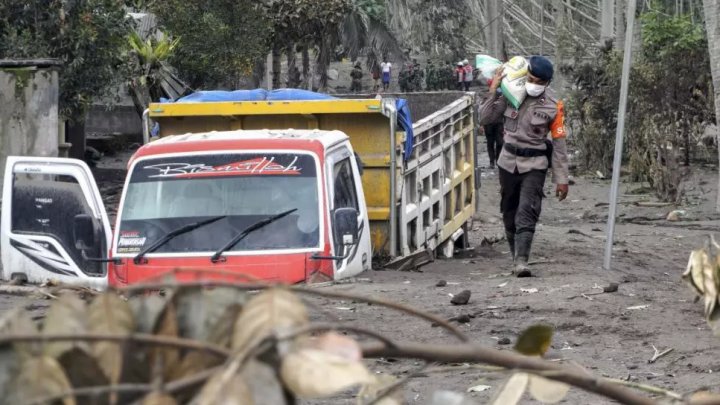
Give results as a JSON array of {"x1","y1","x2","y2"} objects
[
  {"x1": 0, "y1": 59, "x2": 61, "y2": 190},
  {"x1": 85, "y1": 103, "x2": 142, "y2": 142}
]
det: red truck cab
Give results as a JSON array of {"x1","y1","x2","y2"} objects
[{"x1": 1, "y1": 130, "x2": 372, "y2": 287}]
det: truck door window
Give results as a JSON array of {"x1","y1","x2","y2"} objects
[
  {"x1": 11, "y1": 173, "x2": 104, "y2": 275},
  {"x1": 333, "y1": 158, "x2": 359, "y2": 210}
]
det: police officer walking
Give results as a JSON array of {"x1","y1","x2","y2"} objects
[{"x1": 478, "y1": 56, "x2": 569, "y2": 275}]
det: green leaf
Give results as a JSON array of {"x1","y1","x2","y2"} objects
[{"x1": 514, "y1": 325, "x2": 554, "y2": 356}]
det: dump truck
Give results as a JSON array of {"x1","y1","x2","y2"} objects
[{"x1": 1, "y1": 90, "x2": 477, "y2": 287}]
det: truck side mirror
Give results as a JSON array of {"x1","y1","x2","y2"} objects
[
  {"x1": 73, "y1": 214, "x2": 98, "y2": 251},
  {"x1": 333, "y1": 207, "x2": 359, "y2": 246}
]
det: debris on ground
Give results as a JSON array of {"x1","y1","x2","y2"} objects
[
  {"x1": 450, "y1": 290, "x2": 472, "y2": 305},
  {"x1": 516, "y1": 270, "x2": 532, "y2": 278},
  {"x1": 436, "y1": 280, "x2": 448, "y2": 287},
  {"x1": 667, "y1": 210, "x2": 687, "y2": 221}
]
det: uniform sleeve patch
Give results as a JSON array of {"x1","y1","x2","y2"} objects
[{"x1": 550, "y1": 100, "x2": 567, "y2": 139}]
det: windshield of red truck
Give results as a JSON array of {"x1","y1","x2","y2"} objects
[{"x1": 116, "y1": 153, "x2": 320, "y2": 255}]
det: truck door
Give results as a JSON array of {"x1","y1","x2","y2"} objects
[
  {"x1": 327, "y1": 148, "x2": 371, "y2": 278},
  {"x1": 1, "y1": 157, "x2": 112, "y2": 288}
]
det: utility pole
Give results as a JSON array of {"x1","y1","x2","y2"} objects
[{"x1": 603, "y1": 0, "x2": 637, "y2": 271}]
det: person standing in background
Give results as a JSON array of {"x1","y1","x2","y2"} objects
[
  {"x1": 462, "y1": 59, "x2": 473, "y2": 91},
  {"x1": 371, "y1": 62, "x2": 381, "y2": 92},
  {"x1": 381, "y1": 60, "x2": 392, "y2": 91},
  {"x1": 350, "y1": 62, "x2": 363, "y2": 93},
  {"x1": 455, "y1": 62, "x2": 465, "y2": 90}
]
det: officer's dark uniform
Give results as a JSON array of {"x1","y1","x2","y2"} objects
[{"x1": 478, "y1": 56, "x2": 569, "y2": 270}]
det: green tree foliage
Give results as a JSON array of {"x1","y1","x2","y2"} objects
[
  {"x1": 411, "y1": 0, "x2": 469, "y2": 59},
  {"x1": 567, "y1": 5, "x2": 712, "y2": 202},
  {"x1": 150, "y1": 0, "x2": 272, "y2": 89},
  {"x1": 0, "y1": 0, "x2": 131, "y2": 121}
]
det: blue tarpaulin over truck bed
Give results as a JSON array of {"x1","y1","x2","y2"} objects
[{"x1": 162, "y1": 89, "x2": 415, "y2": 161}]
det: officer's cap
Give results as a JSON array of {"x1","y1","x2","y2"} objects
[{"x1": 528, "y1": 55, "x2": 554, "y2": 82}]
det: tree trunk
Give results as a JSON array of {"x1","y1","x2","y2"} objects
[
  {"x1": 702, "y1": 0, "x2": 720, "y2": 211},
  {"x1": 66, "y1": 119, "x2": 85, "y2": 160},
  {"x1": 301, "y1": 44, "x2": 311, "y2": 90},
  {"x1": 487, "y1": 0, "x2": 504, "y2": 59},
  {"x1": 272, "y1": 44, "x2": 282, "y2": 90},
  {"x1": 601, "y1": 0, "x2": 614, "y2": 44},
  {"x1": 616, "y1": 0, "x2": 626, "y2": 51},
  {"x1": 286, "y1": 42, "x2": 298, "y2": 88},
  {"x1": 252, "y1": 57, "x2": 265, "y2": 88}
]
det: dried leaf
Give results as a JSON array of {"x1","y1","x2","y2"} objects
[
  {"x1": 703, "y1": 253, "x2": 720, "y2": 319},
  {"x1": 5, "y1": 356, "x2": 76, "y2": 405},
  {"x1": 88, "y1": 292, "x2": 135, "y2": 385},
  {"x1": 488, "y1": 372, "x2": 528, "y2": 405},
  {"x1": 176, "y1": 287, "x2": 247, "y2": 341},
  {"x1": 43, "y1": 293, "x2": 88, "y2": 358},
  {"x1": 514, "y1": 325, "x2": 553, "y2": 356},
  {"x1": 58, "y1": 347, "x2": 109, "y2": 389},
  {"x1": 0, "y1": 308, "x2": 40, "y2": 358},
  {"x1": 142, "y1": 392, "x2": 177, "y2": 405},
  {"x1": 528, "y1": 375, "x2": 570, "y2": 403},
  {"x1": 0, "y1": 349, "x2": 21, "y2": 397},
  {"x1": 357, "y1": 374, "x2": 403, "y2": 405},
  {"x1": 467, "y1": 384, "x2": 491, "y2": 392},
  {"x1": 149, "y1": 299, "x2": 181, "y2": 376},
  {"x1": 193, "y1": 367, "x2": 254, "y2": 405},
  {"x1": 232, "y1": 288, "x2": 308, "y2": 352},
  {"x1": 240, "y1": 360, "x2": 289, "y2": 405},
  {"x1": 130, "y1": 294, "x2": 168, "y2": 334},
  {"x1": 280, "y1": 348, "x2": 372, "y2": 398},
  {"x1": 304, "y1": 331, "x2": 363, "y2": 361},
  {"x1": 626, "y1": 305, "x2": 650, "y2": 310},
  {"x1": 684, "y1": 249, "x2": 708, "y2": 295},
  {"x1": 169, "y1": 303, "x2": 242, "y2": 381}
]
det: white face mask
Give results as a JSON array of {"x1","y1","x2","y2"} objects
[{"x1": 525, "y1": 82, "x2": 546, "y2": 97}]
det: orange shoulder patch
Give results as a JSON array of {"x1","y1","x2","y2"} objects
[{"x1": 550, "y1": 100, "x2": 567, "y2": 139}]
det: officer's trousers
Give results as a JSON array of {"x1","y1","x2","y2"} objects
[
  {"x1": 484, "y1": 123, "x2": 504, "y2": 166},
  {"x1": 498, "y1": 167, "x2": 546, "y2": 260}
]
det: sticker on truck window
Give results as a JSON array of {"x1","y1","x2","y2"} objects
[
  {"x1": 131, "y1": 154, "x2": 316, "y2": 183},
  {"x1": 117, "y1": 230, "x2": 146, "y2": 253}
]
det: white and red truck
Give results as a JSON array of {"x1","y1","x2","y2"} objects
[{"x1": 1, "y1": 92, "x2": 477, "y2": 287}]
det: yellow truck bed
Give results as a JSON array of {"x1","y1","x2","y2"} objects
[{"x1": 145, "y1": 93, "x2": 476, "y2": 260}]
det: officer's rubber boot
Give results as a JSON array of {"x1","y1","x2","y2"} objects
[
  {"x1": 506, "y1": 232, "x2": 516, "y2": 262},
  {"x1": 514, "y1": 231, "x2": 534, "y2": 277}
]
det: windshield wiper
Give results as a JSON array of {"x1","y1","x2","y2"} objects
[
  {"x1": 134, "y1": 215, "x2": 226, "y2": 264},
  {"x1": 210, "y1": 208, "x2": 297, "y2": 263}
]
